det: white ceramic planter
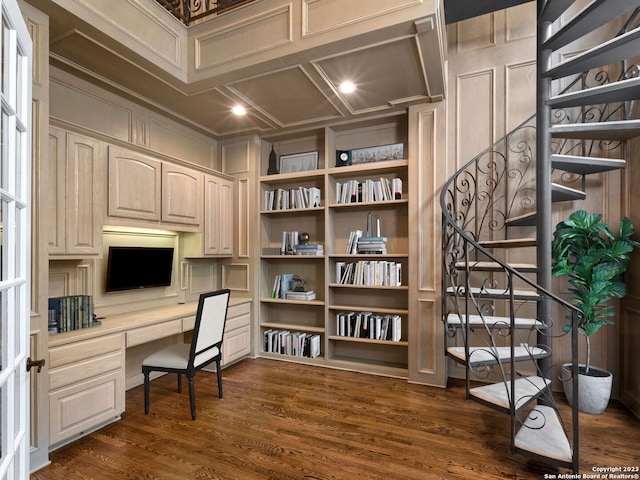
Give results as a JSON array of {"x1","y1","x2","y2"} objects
[{"x1": 561, "y1": 363, "x2": 613, "y2": 415}]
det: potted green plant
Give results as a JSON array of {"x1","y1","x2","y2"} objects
[{"x1": 551, "y1": 210, "x2": 639, "y2": 414}]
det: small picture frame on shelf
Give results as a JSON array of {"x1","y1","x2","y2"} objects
[
  {"x1": 351, "y1": 143, "x2": 404, "y2": 164},
  {"x1": 279, "y1": 151, "x2": 318, "y2": 174}
]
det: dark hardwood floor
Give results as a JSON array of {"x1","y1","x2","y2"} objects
[{"x1": 32, "y1": 358, "x2": 640, "y2": 480}]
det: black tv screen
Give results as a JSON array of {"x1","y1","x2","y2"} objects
[{"x1": 105, "y1": 246, "x2": 174, "y2": 292}]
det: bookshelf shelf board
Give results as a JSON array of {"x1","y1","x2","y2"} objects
[
  {"x1": 259, "y1": 351, "x2": 326, "y2": 365},
  {"x1": 260, "y1": 206, "x2": 324, "y2": 215},
  {"x1": 329, "y1": 253, "x2": 409, "y2": 260},
  {"x1": 261, "y1": 322, "x2": 325, "y2": 333},
  {"x1": 327, "y1": 159, "x2": 408, "y2": 178},
  {"x1": 259, "y1": 170, "x2": 324, "y2": 184},
  {"x1": 328, "y1": 283, "x2": 409, "y2": 290},
  {"x1": 261, "y1": 255, "x2": 325, "y2": 260},
  {"x1": 328, "y1": 335, "x2": 408, "y2": 346},
  {"x1": 328, "y1": 305, "x2": 408, "y2": 316},
  {"x1": 329, "y1": 356, "x2": 408, "y2": 377},
  {"x1": 260, "y1": 298, "x2": 325, "y2": 306},
  {"x1": 329, "y1": 199, "x2": 408, "y2": 210}
]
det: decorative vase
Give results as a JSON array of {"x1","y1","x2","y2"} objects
[{"x1": 561, "y1": 363, "x2": 613, "y2": 415}]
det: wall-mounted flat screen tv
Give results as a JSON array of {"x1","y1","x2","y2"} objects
[{"x1": 105, "y1": 246, "x2": 174, "y2": 292}]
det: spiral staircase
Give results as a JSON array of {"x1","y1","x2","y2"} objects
[{"x1": 441, "y1": 0, "x2": 640, "y2": 474}]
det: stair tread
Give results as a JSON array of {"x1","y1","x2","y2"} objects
[
  {"x1": 447, "y1": 345, "x2": 548, "y2": 367},
  {"x1": 539, "y1": 0, "x2": 573, "y2": 25},
  {"x1": 548, "y1": 77, "x2": 640, "y2": 108},
  {"x1": 478, "y1": 238, "x2": 536, "y2": 248},
  {"x1": 446, "y1": 286, "x2": 541, "y2": 300},
  {"x1": 446, "y1": 314, "x2": 542, "y2": 328},
  {"x1": 552, "y1": 154, "x2": 626, "y2": 174},
  {"x1": 454, "y1": 261, "x2": 538, "y2": 272},
  {"x1": 552, "y1": 183, "x2": 586, "y2": 202},
  {"x1": 505, "y1": 212, "x2": 536, "y2": 227},
  {"x1": 542, "y1": 0, "x2": 637, "y2": 52},
  {"x1": 550, "y1": 119, "x2": 640, "y2": 140},
  {"x1": 471, "y1": 376, "x2": 551, "y2": 410},
  {"x1": 545, "y1": 27, "x2": 640, "y2": 79},
  {"x1": 515, "y1": 405, "x2": 573, "y2": 465}
]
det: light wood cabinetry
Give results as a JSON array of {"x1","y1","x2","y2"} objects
[
  {"x1": 184, "y1": 173, "x2": 234, "y2": 256},
  {"x1": 48, "y1": 333, "x2": 125, "y2": 449},
  {"x1": 258, "y1": 117, "x2": 409, "y2": 377},
  {"x1": 222, "y1": 301, "x2": 251, "y2": 366},
  {"x1": 48, "y1": 127, "x2": 104, "y2": 257},
  {"x1": 107, "y1": 146, "x2": 203, "y2": 228}
]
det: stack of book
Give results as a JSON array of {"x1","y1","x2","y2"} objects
[
  {"x1": 294, "y1": 243, "x2": 324, "y2": 255},
  {"x1": 335, "y1": 260, "x2": 402, "y2": 286},
  {"x1": 48, "y1": 295, "x2": 98, "y2": 333},
  {"x1": 263, "y1": 329, "x2": 321, "y2": 357},
  {"x1": 336, "y1": 312, "x2": 402, "y2": 342},
  {"x1": 356, "y1": 236, "x2": 387, "y2": 254},
  {"x1": 285, "y1": 290, "x2": 316, "y2": 301}
]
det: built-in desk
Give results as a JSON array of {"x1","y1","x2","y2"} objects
[{"x1": 47, "y1": 297, "x2": 252, "y2": 450}]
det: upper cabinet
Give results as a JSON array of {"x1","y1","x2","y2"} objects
[
  {"x1": 184, "y1": 173, "x2": 234, "y2": 257},
  {"x1": 48, "y1": 128, "x2": 104, "y2": 257},
  {"x1": 107, "y1": 146, "x2": 203, "y2": 230}
]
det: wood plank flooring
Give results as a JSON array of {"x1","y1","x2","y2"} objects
[{"x1": 31, "y1": 358, "x2": 640, "y2": 479}]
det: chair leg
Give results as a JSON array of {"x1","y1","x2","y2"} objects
[
  {"x1": 216, "y1": 359, "x2": 223, "y2": 398},
  {"x1": 143, "y1": 371, "x2": 150, "y2": 414},
  {"x1": 177, "y1": 373, "x2": 182, "y2": 393},
  {"x1": 188, "y1": 374, "x2": 196, "y2": 420}
]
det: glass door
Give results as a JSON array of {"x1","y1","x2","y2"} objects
[{"x1": 0, "y1": 0, "x2": 31, "y2": 477}]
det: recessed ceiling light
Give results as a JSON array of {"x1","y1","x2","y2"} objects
[
  {"x1": 232, "y1": 105, "x2": 247, "y2": 116},
  {"x1": 339, "y1": 81, "x2": 357, "y2": 94}
]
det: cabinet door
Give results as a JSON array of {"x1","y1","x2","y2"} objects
[
  {"x1": 66, "y1": 134, "x2": 104, "y2": 255},
  {"x1": 202, "y1": 174, "x2": 221, "y2": 254},
  {"x1": 47, "y1": 127, "x2": 66, "y2": 255},
  {"x1": 162, "y1": 163, "x2": 203, "y2": 226},
  {"x1": 108, "y1": 146, "x2": 162, "y2": 221},
  {"x1": 219, "y1": 177, "x2": 234, "y2": 255}
]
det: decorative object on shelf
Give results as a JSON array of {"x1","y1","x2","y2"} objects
[
  {"x1": 267, "y1": 145, "x2": 278, "y2": 175},
  {"x1": 336, "y1": 150, "x2": 352, "y2": 166},
  {"x1": 299, "y1": 232, "x2": 310, "y2": 245},
  {"x1": 552, "y1": 209, "x2": 640, "y2": 414},
  {"x1": 279, "y1": 151, "x2": 319, "y2": 173},
  {"x1": 351, "y1": 143, "x2": 404, "y2": 164},
  {"x1": 292, "y1": 275, "x2": 308, "y2": 291}
]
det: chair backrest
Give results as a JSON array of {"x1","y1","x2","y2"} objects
[{"x1": 189, "y1": 289, "x2": 230, "y2": 369}]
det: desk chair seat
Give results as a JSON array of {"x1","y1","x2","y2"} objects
[{"x1": 142, "y1": 289, "x2": 230, "y2": 420}]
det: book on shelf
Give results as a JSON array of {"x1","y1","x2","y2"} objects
[
  {"x1": 285, "y1": 290, "x2": 316, "y2": 301},
  {"x1": 335, "y1": 177, "x2": 402, "y2": 204},
  {"x1": 346, "y1": 230, "x2": 363, "y2": 254},
  {"x1": 336, "y1": 312, "x2": 402, "y2": 341},
  {"x1": 263, "y1": 329, "x2": 320, "y2": 358},
  {"x1": 336, "y1": 260, "x2": 402, "y2": 286},
  {"x1": 265, "y1": 186, "x2": 321, "y2": 210},
  {"x1": 294, "y1": 243, "x2": 324, "y2": 255},
  {"x1": 356, "y1": 236, "x2": 387, "y2": 254},
  {"x1": 48, "y1": 295, "x2": 96, "y2": 333},
  {"x1": 271, "y1": 273, "x2": 294, "y2": 299}
]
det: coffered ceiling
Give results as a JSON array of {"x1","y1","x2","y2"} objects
[{"x1": 28, "y1": 0, "x2": 447, "y2": 139}]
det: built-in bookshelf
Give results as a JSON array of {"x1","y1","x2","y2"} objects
[{"x1": 259, "y1": 116, "x2": 409, "y2": 376}]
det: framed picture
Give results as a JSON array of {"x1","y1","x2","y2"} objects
[
  {"x1": 279, "y1": 151, "x2": 318, "y2": 173},
  {"x1": 351, "y1": 143, "x2": 404, "y2": 164}
]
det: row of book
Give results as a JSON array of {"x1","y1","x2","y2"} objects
[
  {"x1": 264, "y1": 186, "x2": 322, "y2": 211},
  {"x1": 336, "y1": 312, "x2": 402, "y2": 342},
  {"x1": 48, "y1": 295, "x2": 98, "y2": 334},
  {"x1": 264, "y1": 329, "x2": 321, "y2": 358},
  {"x1": 345, "y1": 230, "x2": 387, "y2": 254},
  {"x1": 335, "y1": 177, "x2": 402, "y2": 204},
  {"x1": 336, "y1": 260, "x2": 402, "y2": 286}
]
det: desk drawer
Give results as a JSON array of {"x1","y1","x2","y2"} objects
[
  {"x1": 49, "y1": 334, "x2": 122, "y2": 369},
  {"x1": 228, "y1": 301, "x2": 250, "y2": 319},
  {"x1": 227, "y1": 312, "x2": 250, "y2": 332},
  {"x1": 50, "y1": 350, "x2": 123, "y2": 391},
  {"x1": 126, "y1": 319, "x2": 182, "y2": 347},
  {"x1": 182, "y1": 315, "x2": 196, "y2": 332}
]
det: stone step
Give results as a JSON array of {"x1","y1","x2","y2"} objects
[
  {"x1": 478, "y1": 238, "x2": 536, "y2": 249},
  {"x1": 446, "y1": 314, "x2": 542, "y2": 329},
  {"x1": 514, "y1": 405, "x2": 574, "y2": 467},
  {"x1": 446, "y1": 286, "x2": 540, "y2": 301},
  {"x1": 470, "y1": 376, "x2": 551, "y2": 414},
  {"x1": 454, "y1": 261, "x2": 538, "y2": 273}
]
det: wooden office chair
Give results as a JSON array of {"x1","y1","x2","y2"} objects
[{"x1": 142, "y1": 289, "x2": 230, "y2": 420}]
